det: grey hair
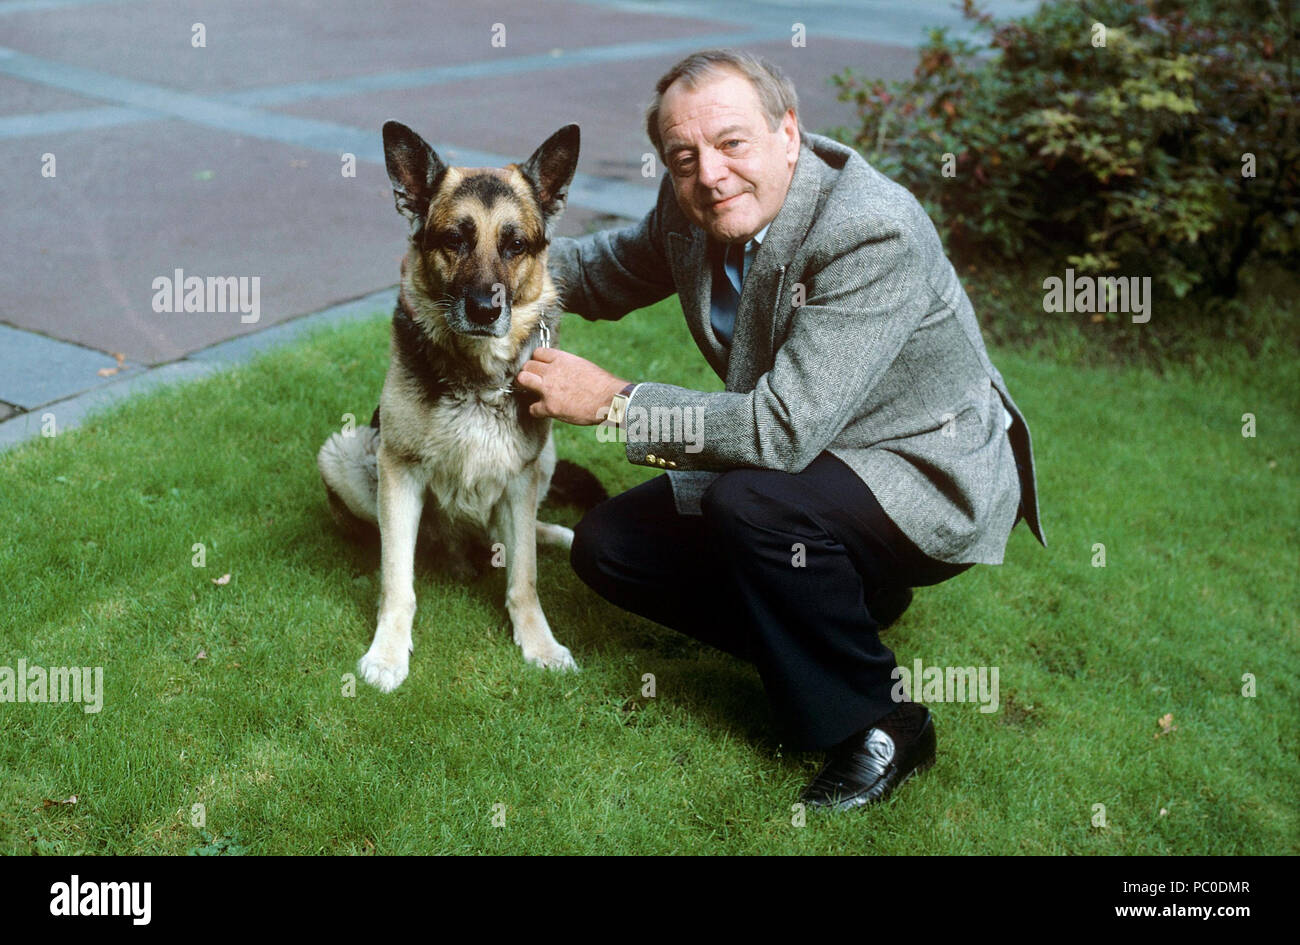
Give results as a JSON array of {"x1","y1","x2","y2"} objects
[{"x1": 644, "y1": 48, "x2": 803, "y2": 160}]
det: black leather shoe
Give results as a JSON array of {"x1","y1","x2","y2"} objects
[
  {"x1": 868, "y1": 586, "x2": 913, "y2": 628},
  {"x1": 800, "y1": 704, "x2": 935, "y2": 811}
]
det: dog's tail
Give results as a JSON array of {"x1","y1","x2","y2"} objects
[
  {"x1": 545, "y1": 459, "x2": 608, "y2": 511},
  {"x1": 317, "y1": 416, "x2": 380, "y2": 541}
]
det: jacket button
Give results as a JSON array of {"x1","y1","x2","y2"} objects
[{"x1": 646, "y1": 454, "x2": 657, "y2": 464}]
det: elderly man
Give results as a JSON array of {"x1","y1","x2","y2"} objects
[{"x1": 516, "y1": 49, "x2": 1046, "y2": 810}]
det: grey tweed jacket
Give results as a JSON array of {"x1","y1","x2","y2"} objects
[{"x1": 549, "y1": 132, "x2": 1046, "y2": 565}]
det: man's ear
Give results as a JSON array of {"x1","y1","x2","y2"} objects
[
  {"x1": 781, "y1": 109, "x2": 801, "y2": 163},
  {"x1": 382, "y1": 121, "x2": 447, "y2": 233},
  {"x1": 518, "y1": 124, "x2": 580, "y2": 240}
]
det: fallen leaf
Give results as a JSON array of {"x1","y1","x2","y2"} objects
[
  {"x1": 97, "y1": 366, "x2": 119, "y2": 377},
  {"x1": 194, "y1": 648, "x2": 207, "y2": 661},
  {"x1": 1154, "y1": 712, "x2": 1177, "y2": 738},
  {"x1": 1159, "y1": 807, "x2": 1168, "y2": 816},
  {"x1": 42, "y1": 795, "x2": 77, "y2": 808},
  {"x1": 213, "y1": 573, "x2": 231, "y2": 586}
]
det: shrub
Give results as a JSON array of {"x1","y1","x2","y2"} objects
[{"x1": 828, "y1": 0, "x2": 1298, "y2": 300}]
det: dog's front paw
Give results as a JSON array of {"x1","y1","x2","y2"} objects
[
  {"x1": 358, "y1": 644, "x2": 410, "y2": 692},
  {"x1": 523, "y1": 642, "x2": 579, "y2": 673}
]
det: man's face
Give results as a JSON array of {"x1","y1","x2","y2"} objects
[{"x1": 657, "y1": 69, "x2": 800, "y2": 244}]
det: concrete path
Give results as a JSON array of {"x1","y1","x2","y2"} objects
[{"x1": 0, "y1": 0, "x2": 1036, "y2": 448}]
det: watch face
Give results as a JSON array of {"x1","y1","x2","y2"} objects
[{"x1": 608, "y1": 393, "x2": 630, "y2": 426}]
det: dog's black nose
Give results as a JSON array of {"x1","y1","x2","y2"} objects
[{"x1": 464, "y1": 292, "x2": 502, "y2": 326}]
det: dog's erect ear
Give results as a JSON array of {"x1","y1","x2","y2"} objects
[
  {"x1": 382, "y1": 121, "x2": 447, "y2": 233},
  {"x1": 518, "y1": 124, "x2": 580, "y2": 240}
]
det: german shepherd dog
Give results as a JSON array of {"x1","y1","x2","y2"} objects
[{"x1": 316, "y1": 120, "x2": 589, "y2": 692}]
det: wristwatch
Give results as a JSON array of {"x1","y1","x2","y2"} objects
[{"x1": 606, "y1": 382, "x2": 637, "y2": 426}]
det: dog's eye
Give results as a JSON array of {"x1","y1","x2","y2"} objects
[
  {"x1": 437, "y1": 232, "x2": 465, "y2": 253},
  {"x1": 503, "y1": 237, "x2": 527, "y2": 258}
]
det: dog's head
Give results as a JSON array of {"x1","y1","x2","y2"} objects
[{"x1": 382, "y1": 121, "x2": 580, "y2": 339}]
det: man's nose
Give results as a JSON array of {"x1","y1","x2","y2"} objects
[{"x1": 696, "y1": 146, "x2": 728, "y2": 188}]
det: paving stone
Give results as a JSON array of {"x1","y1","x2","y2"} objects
[
  {"x1": 0, "y1": 323, "x2": 143, "y2": 409},
  {"x1": 0, "y1": 74, "x2": 104, "y2": 115}
]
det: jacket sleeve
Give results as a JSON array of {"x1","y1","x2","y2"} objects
[
  {"x1": 548, "y1": 174, "x2": 679, "y2": 321},
  {"x1": 622, "y1": 215, "x2": 930, "y2": 473}
]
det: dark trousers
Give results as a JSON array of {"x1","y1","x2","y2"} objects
[{"x1": 570, "y1": 452, "x2": 972, "y2": 751}]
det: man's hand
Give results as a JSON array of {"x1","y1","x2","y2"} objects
[{"x1": 516, "y1": 348, "x2": 629, "y2": 425}]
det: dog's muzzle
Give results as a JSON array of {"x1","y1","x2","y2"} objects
[{"x1": 450, "y1": 292, "x2": 511, "y2": 337}]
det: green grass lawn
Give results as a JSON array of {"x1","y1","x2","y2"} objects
[{"x1": 1, "y1": 296, "x2": 1296, "y2": 855}]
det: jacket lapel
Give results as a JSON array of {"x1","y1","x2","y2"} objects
[
  {"x1": 731, "y1": 145, "x2": 826, "y2": 385},
  {"x1": 668, "y1": 229, "x2": 729, "y2": 381}
]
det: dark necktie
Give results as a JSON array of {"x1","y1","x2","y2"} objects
[{"x1": 710, "y1": 240, "x2": 745, "y2": 348}]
